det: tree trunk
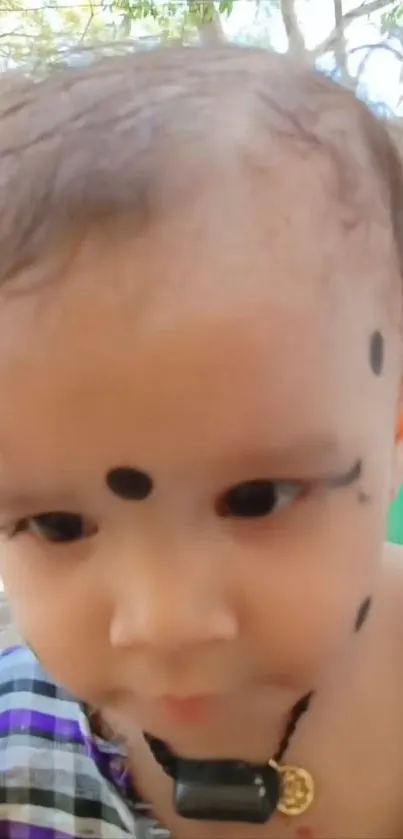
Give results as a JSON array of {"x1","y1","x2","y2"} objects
[
  {"x1": 188, "y1": 1, "x2": 225, "y2": 45},
  {"x1": 198, "y1": 10, "x2": 225, "y2": 45},
  {"x1": 333, "y1": 0, "x2": 354, "y2": 87},
  {"x1": 279, "y1": 0, "x2": 306, "y2": 58}
]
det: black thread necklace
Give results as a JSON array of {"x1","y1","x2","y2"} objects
[{"x1": 144, "y1": 691, "x2": 315, "y2": 824}]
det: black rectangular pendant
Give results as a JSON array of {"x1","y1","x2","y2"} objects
[{"x1": 173, "y1": 759, "x2": 280, "y2": 824}]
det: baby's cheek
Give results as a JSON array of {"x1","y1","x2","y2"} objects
[
  {"x1": 236, "y1": 532, "x2": 376, "y2": 686},
  {"x1": 0, "y1": 546, "x2": 113, "y2": 701},
  {"x1": 29, "y1": 603, "x2": 112, "y2": 703}
]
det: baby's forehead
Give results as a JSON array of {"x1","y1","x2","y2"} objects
[
  {"x1": 0, "y1": 220, "x2": 386, "y2": 411},
  {"x1": 0, "y1": 210, "x2": 396, "y2": 503},
  {"x1": 65, "y1": 170, "x2": 388, "y2": 327},
  {"x1": 0, "y1": 292, "x2": 377, "y2": 494},
  {"x1": 0, "y1": 181, "x2": 391, "y2": 384}
]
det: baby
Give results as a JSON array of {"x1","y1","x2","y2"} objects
[{"x1": 0, "y1": 43, "x2": 402, "y2": 839}]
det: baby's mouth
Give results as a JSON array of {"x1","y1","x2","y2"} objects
[{"x1": 158, "y1": 693, "x2": 221, "y2": 725}]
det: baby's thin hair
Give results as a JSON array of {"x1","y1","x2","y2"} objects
[{"x1": 0, "y1": 44, "x2": 402, "y2": 288}]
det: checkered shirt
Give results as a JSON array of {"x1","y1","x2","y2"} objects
[{"x1": 0, "y1": 645, "x2": 170, "y2": 839}]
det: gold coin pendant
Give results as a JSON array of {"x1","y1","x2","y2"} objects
[{"x1": 275, "y1": 764, "x2": 315, "y2": 817}]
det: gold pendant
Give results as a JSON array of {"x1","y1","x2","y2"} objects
[{"x1": 270, "y1": 761, "x2": 315, "y2": 817}]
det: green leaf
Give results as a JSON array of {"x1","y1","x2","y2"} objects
[{"x1": 218, "y1": 0, "x2": 234, "y2": 15}]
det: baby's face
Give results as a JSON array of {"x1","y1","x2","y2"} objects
[{"x1": 0, "y1": 175, "x2": 399, "y2": 754}]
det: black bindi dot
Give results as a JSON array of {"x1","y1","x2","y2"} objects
[
  {"x1": 105, "y1": 467, "x2": 153, "y2": 500},
  {"x1": 354, "y1": 596, "x2": 372, "y2": 632},
  {"x1": 369, "y1": 330, "x2": 384, "y2": 376}
]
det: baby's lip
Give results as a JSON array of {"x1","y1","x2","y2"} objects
[{"x1": 158, "y1": 693, "x2": 222, "y2": 724}]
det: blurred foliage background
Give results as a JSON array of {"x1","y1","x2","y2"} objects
[{"x1": 0, "y1": 0, "x2": 403, "y2": 117}]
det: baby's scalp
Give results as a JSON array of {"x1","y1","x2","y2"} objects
[{"x1": 0, "y1": 44, "x2": 401, "y2": 314}]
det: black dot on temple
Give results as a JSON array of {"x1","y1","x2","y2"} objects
[
  {"x1": 369, "y1": 331, "x2": 384, "y2": 376},
  {"x1": 105, "y1": 467, "x2": 153, "y2": 500},
  {"x1": 354, "y1": 597, "x2": 372, "y2": 632}
]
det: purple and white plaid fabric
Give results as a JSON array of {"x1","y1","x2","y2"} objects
[{"x1": 0, "y1": 646, "x2": 169, "y2": 839}]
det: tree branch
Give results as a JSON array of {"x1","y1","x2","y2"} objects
[
  {"x1": 311, "y1": 0, "x2": 396, "y2": 59},
  {"x1": 349, "y1": 40, "x2": 403, "y2": 59},
  {"x1": 79, "y1": 1, "x2": 94, "y2": 44},
  {"x1": 0, "y1": 31, "x2": 38, "y2": 40},
  {"x1": 333, "y1": 0, "x2": 353, "y2": 86}
]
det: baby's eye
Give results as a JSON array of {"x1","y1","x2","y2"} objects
[
  {"x1": 14, "y1": 512, "x2": 97, "y2": 543},
  {"x1": 217, "y1": 480, "x2": 302, "y2": 519}
]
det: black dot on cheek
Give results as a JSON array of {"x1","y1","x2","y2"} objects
[
  {"x1": 105, "y1": 467, "x2": 153, "y2": 500},
  {"x1": 354, "y1": 596, "x2": 372, "y2": 632},
  {"x1": 369, "y1": 330, "x2": 384, "y2": 376}
]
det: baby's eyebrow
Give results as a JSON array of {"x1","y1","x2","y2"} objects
[
  {"x1": 266, "y1": 433, "x2": 341, "y2": 462},
  {"x1": 232, "y1": 434, "x2": 343, "y2": 475},
  {"x1": 0, "y1": 488, "x2": 76, "y2": 512},
  {"x1": 211, "y1": 433, "x2": 347, "y2": 482}
]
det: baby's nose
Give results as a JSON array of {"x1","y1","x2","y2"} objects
[{"x1": 109, "y1": 565, "x2": 238, "y2": 653}]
